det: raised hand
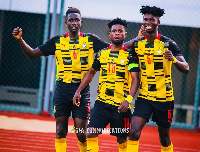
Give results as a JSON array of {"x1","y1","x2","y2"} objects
[
  {"x1": 164, "y1": 49, "x2": 175, "y2": 61},
  {"x1": 137, "y1": 25, "x2": 146, "y2": 38},
  {"x1": 12, "y1": 27, "x2": 22, "y2": 40}
]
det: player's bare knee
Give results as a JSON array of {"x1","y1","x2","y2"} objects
[
  {"x1": 56, "y1": 129, "x2": 68, "y2": 138},
  {"x1": 129, "y1": 129, "x2": 141, "y2": 140}
]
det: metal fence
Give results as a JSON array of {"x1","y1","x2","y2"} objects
[{"x1": 0, "y1": 0, "x2": 199, "y2": 129}]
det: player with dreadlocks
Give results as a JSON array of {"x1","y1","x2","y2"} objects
[
  {"x1": 126, "y1": 5, "x2": 189, "y2": 152},
  {"x1": 73, "y1": 17, "x2": 140, "y2": 152}
]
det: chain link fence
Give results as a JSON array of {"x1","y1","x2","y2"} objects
[{"x1": 0, "y1": 0, "x2": 199, "y2": 129}]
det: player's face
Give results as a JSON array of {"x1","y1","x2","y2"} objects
[
  {"x1": 65, "y1": 13, "x2": 82, "y2": 33},
  {"x1": 143, "y1": 14, "x2": 160, "y2": 34},
  {"x1": 109, "y1": 24, "x2": 127, "y2": 45}
]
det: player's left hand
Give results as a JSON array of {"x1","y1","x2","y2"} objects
[
  {"x1": 73, "y1": 92, "x2": 81, "y2": 107},
  {"x1": 118, "y1": 100, "x2": 129, "y2": 113},
  {"x1": 164, "y1": 50, "x2": 175, "y2": 61}
]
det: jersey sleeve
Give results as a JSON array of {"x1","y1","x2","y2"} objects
[
  {"x1": 92, "y1": 51, "x2": 101, "y2": 71},
  {"x1": 129, "y1": 45, "x2": 140, "y2": 72},
  {"x1": 38, "y1": 35, "x2": 60, "y2": 56},
  {"x1": 92, "y1": 34, "x2": 110, "y2": 53},
  {"x1": 169, "y1": 40, "x2": 182, "y2": 56}
]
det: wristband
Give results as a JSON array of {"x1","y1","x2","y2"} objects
[
  {"x1": 173, "y1": 57, "x2": 177, "y2": 63},
  {"x1": 125, "y1": 95, "x2": 133, "y2": 104}
]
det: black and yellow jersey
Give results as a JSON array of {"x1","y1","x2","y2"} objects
[
  {"x1": 92, "y1": 45, "x2": 139, "y2": 107},
  {"x1": 39, "y1": 32, "x2": 109, "y2": 83},
  {"x1": 131, "y1": 34, "x2": 182, "y2": 102}
]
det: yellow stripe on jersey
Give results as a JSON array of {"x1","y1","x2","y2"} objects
[
  {"x1": 135, "y1": 37, "x2": 174, "y2": 102},
  {"x1": 55, "y1": 35, "x2": 94, "y2": 83},
  {"x1": 97, "y1": 48, "x2": 132, "y2": 106}
]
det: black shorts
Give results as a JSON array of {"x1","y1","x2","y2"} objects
[
  {"x1": 53, "y1": 81, "x2": 90, "y2": 120},
  {"x1": 88, "y1": 100, "x2": 131, "y2": 137},
  {"x1": 132, "y1": 97, "x2": 174, "y2": 128}
]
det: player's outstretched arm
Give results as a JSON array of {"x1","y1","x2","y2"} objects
[
  {"x1": 73, "y1": 68, "x2": 97, "y2": 106},
  {"x1": 12, "y1": 27, "x2": 43, "y2": 59}
]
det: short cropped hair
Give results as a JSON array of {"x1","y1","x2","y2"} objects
[
  {"x1": 140, "y1": 5, "x2": 165, "y2": 17},
  {"x1": 107, "y1": 17, "x2": 128, "y2": 30},
  {"x1": 66, "y1": 7, "x2": 81, "y2": 17}
]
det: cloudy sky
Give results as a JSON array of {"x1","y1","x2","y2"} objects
[{"x1": 0, "y1": 0, "x2": 199, "y2": 28}]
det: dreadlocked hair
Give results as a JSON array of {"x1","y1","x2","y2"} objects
[
  {"x1": 107, "y1": 17, "x2": 128, "y2": 30},
  {"x1": 66, "y1": 7, "x2": 81, "y2": 16},
  {"x1": 140, "y1": 5, "x2": 165, "y2": 17}
]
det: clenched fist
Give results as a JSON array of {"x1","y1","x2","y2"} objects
[{"x1": 12, "y1": 27, "x2": 22, "y2": 40}]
